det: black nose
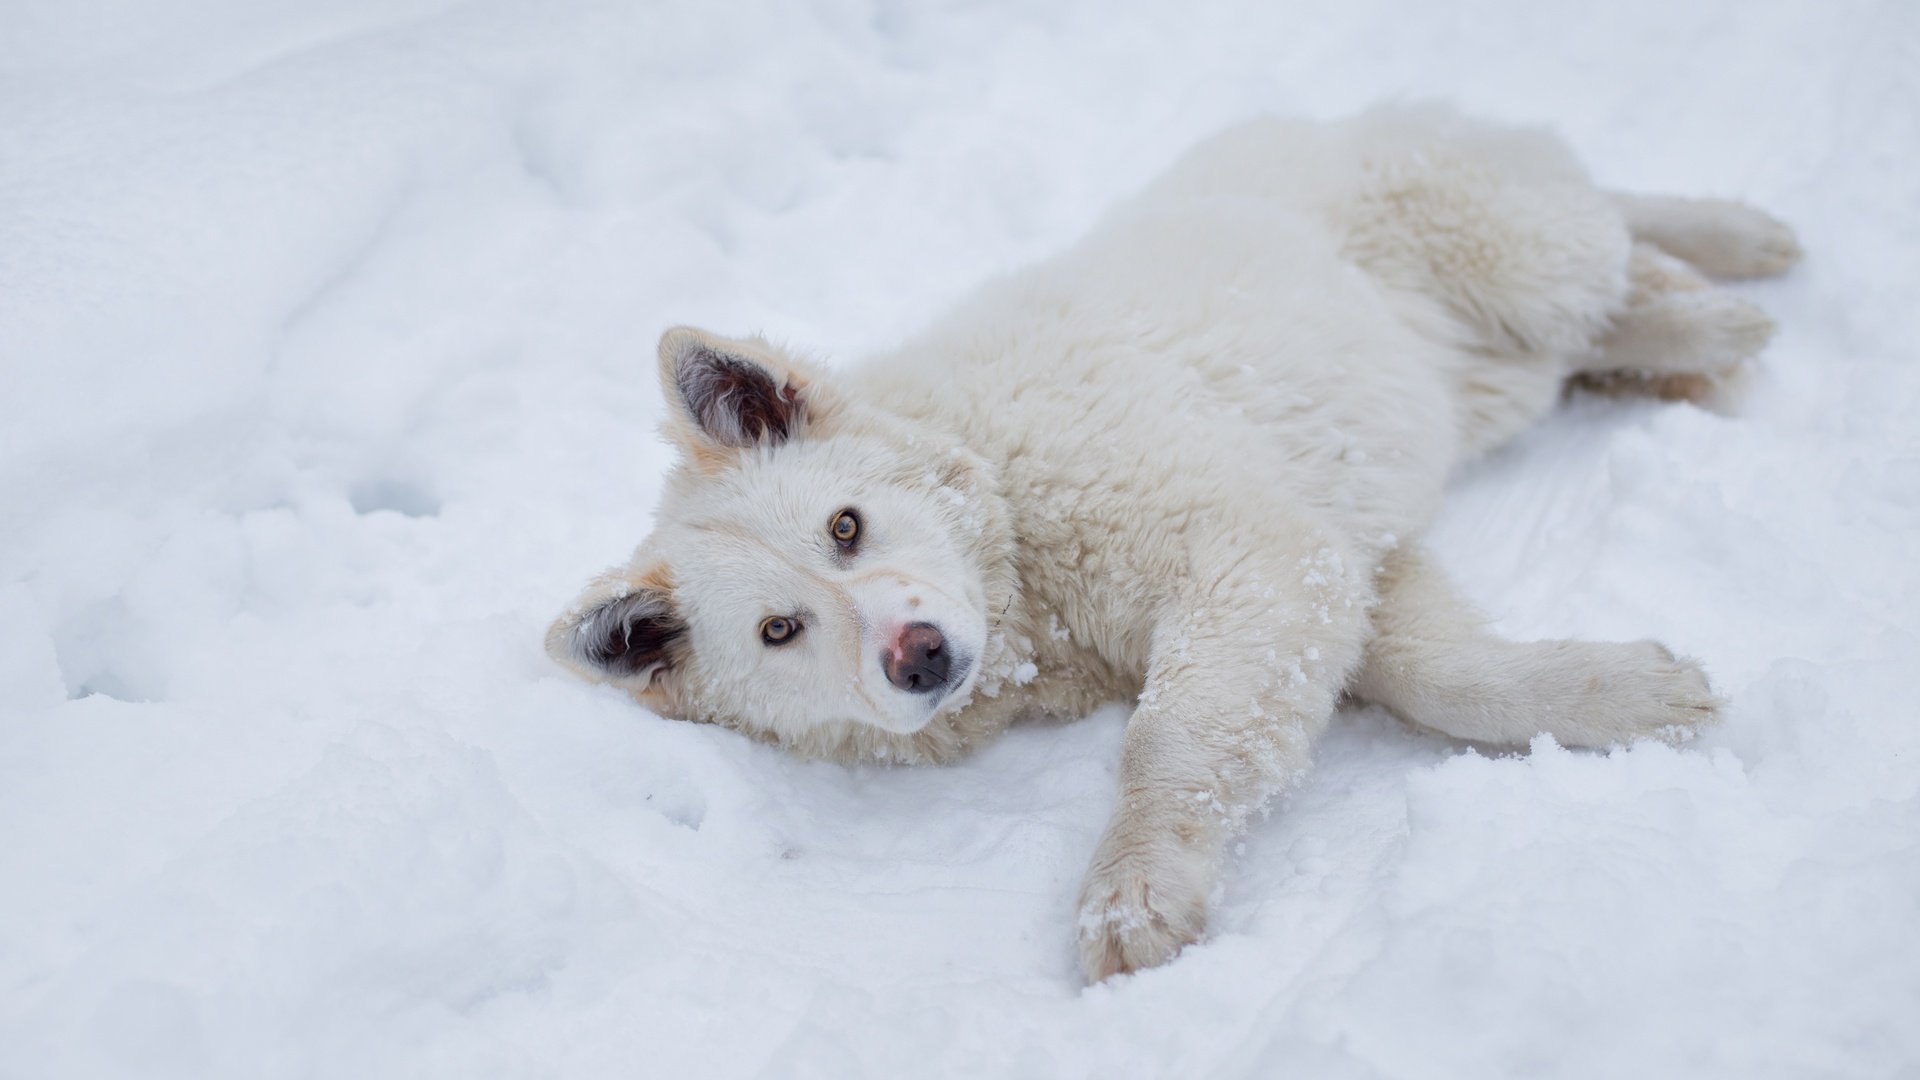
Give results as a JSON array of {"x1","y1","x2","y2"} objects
[{"x1": 884, "y1": 622, "x2": 951, "y2": 694}]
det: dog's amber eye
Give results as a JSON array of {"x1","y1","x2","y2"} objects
[
  {"x1": 830, "y1": 509, "x2": 861, "y2": 549},
  {"x1": 760, "y1": 616, "x2": 800, "y2": 645}
]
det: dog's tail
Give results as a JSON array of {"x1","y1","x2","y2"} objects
[{"x1": 1610, "y1": 193, "x2": 1802, "y2": 280}]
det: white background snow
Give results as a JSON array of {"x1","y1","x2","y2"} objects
[{"x1": 3, "y1": 1, "x2": 1917, "y2": 1076}]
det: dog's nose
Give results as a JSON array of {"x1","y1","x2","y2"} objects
[{"x1": 884, "y1": 622, "x2": 950, "y2": 694}]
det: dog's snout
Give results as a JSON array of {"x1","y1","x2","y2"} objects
[{"x1": 884, "y1": 622, "x2": 950, "y2": 694}]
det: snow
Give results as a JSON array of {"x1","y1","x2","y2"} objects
[{"x1": 2, "y1": 1, "x2": 1917, "y2": 1076}]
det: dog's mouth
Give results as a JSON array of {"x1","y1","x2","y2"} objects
[{"x1": 933, "y1": 654, "x2": 975, "y2": 708}]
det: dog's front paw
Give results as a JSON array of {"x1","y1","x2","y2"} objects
[{"x1": 1074, "y1": 832, "x2": 1211, "y2": 982}]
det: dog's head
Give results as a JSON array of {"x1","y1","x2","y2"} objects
[{"x1": 547, "y1": 327, "x2": 1009, "y2": 755}]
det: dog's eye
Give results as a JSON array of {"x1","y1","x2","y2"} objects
[
  {"x1": 760, "y1": 616, "x2": 801, "y2": 646},
  {"x1": 830, "y1": 509, "x2": 861, "y2": 549}
]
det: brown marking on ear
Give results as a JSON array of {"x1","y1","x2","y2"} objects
[
  {"x1": 672, "y1": 347, "x2": 802, "y2": 445},
  {"x1": 581, "y1": 596, "x2": 684, "y2": 679},
  {"x1": 628, "y1": 680, "x2": 691, "y2": 721},
  {"x1": 548, "y1": 565, "x2": 688, "y2": 688},
  {"x1": 679, "y1": 433, "x2": 741, "y2": 474},
  {"x1": 633, "y1": 563, "x2": 675, "y2": 592},
  {"x1": 658, "y1": 327, "x2": 809, "y2": 458},
  {"x1": 620, "y1": 566, "x2": 694, "y2": 719}
]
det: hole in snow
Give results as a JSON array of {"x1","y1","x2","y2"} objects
[
  {"x1": 644, "y1": 788, "x2": 707, "y2": 831},
  {"x1": 349, "y1": 479, "x2": 441, "y2": 518},
  {"x1": 55, "y1": 599, "x2": 164, "y2": 702},
  {"x1": 71, "y1": 677, "x2": 140, "y2": 702}
]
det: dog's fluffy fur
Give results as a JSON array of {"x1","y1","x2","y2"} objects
[{"x1": 547, "y1": 105, "x2": 1798, "y2": 982}]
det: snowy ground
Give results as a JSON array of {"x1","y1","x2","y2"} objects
[{"x1": 3, "y1": 1, "x2": 1918, "y2": 1076}]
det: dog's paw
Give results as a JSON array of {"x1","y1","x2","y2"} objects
[
  {"x1": 1575, "y1": 360, "x2": 1754, "y2": 411},
  {"x1": 1550, "y1": 639, "x2": 1723, "y2": 748},
  {"x1": 1629, "y1": 640, "x2": 1724, "y2": 743},
  {"x1": 1075, "y1": 835, "x2": 1211, "y2": 983},
  {"x1": 1700, "y1": 205, "x2": 1803, "y2": 279},
  {"x1": 1670, "y1": 200, "x2": 1804, "y2": 280},
  {"x1": 1582, "y1": 273, "x2": 1776, "y2": 411},
  {"x1": 1679, "y1": 290, "x2": 1777, "y2": 366}
]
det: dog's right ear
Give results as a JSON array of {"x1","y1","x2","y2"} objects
[
  {"x1": 546, "y1": 567, "x2": 687, "y2": 697},
  {"x1": 657, "y1": 326, "x2": 829, "y2": 467}
]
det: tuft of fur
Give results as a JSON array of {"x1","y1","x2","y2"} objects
[{"x1": 546, "y1": 105, "x2": 1797, "y2": 983}]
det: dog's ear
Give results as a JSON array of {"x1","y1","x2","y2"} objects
[
  {"x1": 658, "y1": 327, "x2": 826, "y2": 463},
  {"x1": 546, "y1": 567, "x2": 687, "y2": 699}
]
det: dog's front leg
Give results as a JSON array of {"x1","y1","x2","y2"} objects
[{"x1": 1075, "y1": 545, "x2": 1371, "y2": 981}]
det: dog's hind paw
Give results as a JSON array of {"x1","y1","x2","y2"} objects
[
  {"x1": 1546, "y1": 639, "x2": 1723, "y2": 749},
  {"x1": 1678, "y1": 201, "x2": 1804, "y2": 280},
  {"x1": 1623, "y1": 196, "x2": 1804, "y2": 280},
  {"x1": 1631, "y1": 641, "x2": 1724, "y2": 743}
]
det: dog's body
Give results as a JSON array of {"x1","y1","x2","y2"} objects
[{"x1": 548, "y1": 106, "x2": 1798, "y2": 981}]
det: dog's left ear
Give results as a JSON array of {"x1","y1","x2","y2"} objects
[
  {"x1": 658, "y1": 327, "x2": 830, "y2": 463},
  {"x1": 546, "y1": 566, "x2": 688, "y2": 714}
]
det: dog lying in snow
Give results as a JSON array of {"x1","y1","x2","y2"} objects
[{"x1": 547, "y1": 105, "x2": 1799, "y2": 982}]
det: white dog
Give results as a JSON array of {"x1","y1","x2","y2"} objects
[{"x1": 546, "y1": 105, "x2": 1798, "y2": 981}]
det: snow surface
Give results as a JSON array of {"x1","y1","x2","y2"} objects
[{"x1": 3, "y1": 1, "x2": 1918, "y2": 1076}]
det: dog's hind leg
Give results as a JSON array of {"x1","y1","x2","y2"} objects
[
  {"x1": 1350, "y1": 545, "x2": 1720, "y2": 748},
  {"x1": 1572, "y1": 242, "x2": 1778, "y2": 405},
  {"x1": 1612, "y1": 193, "x2": 1801, "y2": 280}
]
